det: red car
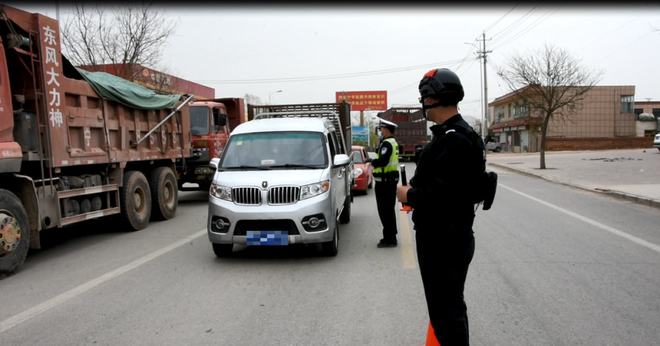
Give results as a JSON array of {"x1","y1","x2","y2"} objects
[{"x1": 351, "y1": 145, "x2": 373, "y2": 194}]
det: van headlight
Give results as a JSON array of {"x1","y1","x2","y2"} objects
[
  {"x1": 301, "y1": 180, "x2": 330, "y2": 200},
  {"x1": 210, "y1": 183, "x2": 232, "y2": 201},
  {"x1": 351, "y1": 167, "x2": 363, "y2": 178}
]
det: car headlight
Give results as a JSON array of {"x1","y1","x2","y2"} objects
[
  {"x1": 301, "y1": 180, "x2": 330, "y2": 200},
  {"x1": 351, "y1": 168, "x2": 364, "y2": 178},
  {"x1": 210, "y1": 183, "x2": 232, "y2": 201}
]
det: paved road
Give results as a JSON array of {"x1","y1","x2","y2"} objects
[{"x1": 1, "y1": 163, "x2": 659, "y2": 345}]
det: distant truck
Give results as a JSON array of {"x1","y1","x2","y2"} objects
[
  {"x1": 179, "y1": 98, "x2": 246, "y2": 190},
  {"x1": 0, "y1": 5, "x2": 192, "y2": 274},
  {"x1": 377, "y1": 107, "x2": 427, "y2": 161}
]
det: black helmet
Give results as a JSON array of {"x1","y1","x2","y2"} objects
[{"x1": 418, "y1": 68, "x2": 464, "y2": 107}]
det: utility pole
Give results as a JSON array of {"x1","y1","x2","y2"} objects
[{"x1": 477, "y1": 32, "x2": 492, "y2": 141}]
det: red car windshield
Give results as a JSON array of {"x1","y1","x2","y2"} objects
[{"x1": 351, "y1": 151, "x2": 364, "y2": 163}]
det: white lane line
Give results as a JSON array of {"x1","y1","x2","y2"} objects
[
  {"x1": 500, "y1": 184, "x2": 660, "y2": 254},
  {"x1": 399, "y1": 208, "x2": 417, "y2": 269},
  {"x1": 0, "y1": 229, "x2": 207, "y2": 334}
]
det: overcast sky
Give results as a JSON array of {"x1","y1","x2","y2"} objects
[{"x1": 11, "y1": 3, "x2": 660, "y2": 124}]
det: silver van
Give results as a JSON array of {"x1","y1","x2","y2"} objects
[{"x1": 207, "y1": 111, "x2": 352, "y2": 257}]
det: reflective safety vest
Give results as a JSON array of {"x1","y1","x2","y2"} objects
[{"x1": 373, "y1": 137, "x2": 399, "y2": 175}]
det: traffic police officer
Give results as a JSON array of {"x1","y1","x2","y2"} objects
[
  {"x1": 397, "y1": 68, "x2": 485, "y2": 345},
  {"x1": 372, "y1": 118, "x2": 400, "y2": 248}
]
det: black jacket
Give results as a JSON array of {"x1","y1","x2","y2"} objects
[{"x1": 406, "y1": 114, "x2": 485, "y2": 228}]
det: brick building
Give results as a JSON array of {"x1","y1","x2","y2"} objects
[
  {"x1": 488, "y1": 85, "x2": 651, "y2": 152},
  {"x1": 634, "y1": 100, "x2": 660, "y2": 136}
]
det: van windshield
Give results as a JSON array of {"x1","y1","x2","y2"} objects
[{"x1": 219, "y1": 131, "x2": 328, "y2": 170}]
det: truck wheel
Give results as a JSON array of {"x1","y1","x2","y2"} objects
[
  {"x1": 339, "y1": 196, "x2": 351, "y2": 224},
  {"x1": 0, "y1": 189, "x2": 30, "y2": 275},
  {"x1": 150, "y1": 167, "x2": 178, "y2": 220},
  {"x1": 120, "y1": 171, "x2": 152, "y2": 231},
  {"x1": 212, "y1": 243, "x2": 233, "y2": 258},
  {"x1": 320, "y1": 222, "x2": 338, "y2": 257}
]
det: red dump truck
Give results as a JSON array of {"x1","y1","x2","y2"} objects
[
  {"x1": 0, "y1": 5, "x2": 192, "y2": 274},
  {"x1": 77, "y1": 65, "x2": 247, "y2": 191},
  {"x1": 377, "y1": 107, "x2": 428, "y2": 161},
  {"x1": 179, "y1": 98, "x2": 246, "y2": 190}
]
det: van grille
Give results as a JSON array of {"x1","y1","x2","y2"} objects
[
  {"x1": 232, "y1": 187, "x2": 262, "y2": 205},
  {"x1": 268, "y1": 186, "x2": 300, "y2": 205},
  {"x1": 233, "y1": 219, "x2": 299, "y2": 236}
]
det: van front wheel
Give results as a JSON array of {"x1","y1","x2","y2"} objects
[
  {"x1": 212, "y1": 243, "x2": 233, "y2": 258},
  {"x1": 320, "y1": 222, "x2": 338, "y2": 257},
  {"x1": 339, "y1": 197, "x2": 351, "y2": 224}
]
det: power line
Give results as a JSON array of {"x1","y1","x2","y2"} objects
[
  {"x1": 484, "y1": 3, "x2": 520, "y2": 32},
  {"x1": 491, "y1": 6, "x2": 537, "y2": 42},
  {"x1": 388, "y1": 54, "x2": 477, "y2": 95},
  {"x1": 195, "y1": 58, "x2": 469, "y2": 84},
  {"x1": 492, "y1": 9, "x2": 555, "y2": 50}
]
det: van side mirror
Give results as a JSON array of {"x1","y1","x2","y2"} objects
[
  {"x1": 209, "y1": 158, "x2": 220, "y2": 170},
  {"x1": 333, "y1": 154, "x2": 350, "y2": 167}
]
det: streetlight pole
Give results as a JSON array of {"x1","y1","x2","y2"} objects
[{"x1": 269, "y1": 89, "x2": 283, "y2": 104}]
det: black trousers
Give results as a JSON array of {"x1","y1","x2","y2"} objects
[
  {"x1": 374, "y1": 181, "x2": 398, "y2": 242},
  {"x1": 415, "y1": 224, "x2": 475, "y2": 346}
]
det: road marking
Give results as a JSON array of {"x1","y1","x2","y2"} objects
[
  {"x1": 500, "y1": 184, "x2": 660, "y2": 255},
  {"x1": 0, "y1": 229, "x2": 207, "y2": 334},
  {"x1": 399, "y1": 209, "x2": 417, "y2": 269}
]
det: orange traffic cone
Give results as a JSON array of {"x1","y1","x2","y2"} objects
[{"x1": 425, "y1": 322, "x2": 441, "y2": 346}]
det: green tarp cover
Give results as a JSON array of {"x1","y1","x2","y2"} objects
[{"x1": 77, "y1": 68, "x2": 181, "y2": 110}]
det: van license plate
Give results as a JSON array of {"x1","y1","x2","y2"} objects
[{"x1": 246, "y1": 231, "x2": 288, "y2": 246}]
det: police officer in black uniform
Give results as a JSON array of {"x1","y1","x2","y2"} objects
[
  {"x1": 397, "y1": 68, "x2": 486, "y2": 346},
  {"x1": 372, "y1": 118, "x2": 400, "y2": 248}
]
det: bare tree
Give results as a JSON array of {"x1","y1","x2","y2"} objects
[
  {"x1": 62, "y1": 3, "x2": 175, "y2": 78},
  {"x1": 497, "y1": 45, "x2": 602, "y2": 169},
  {"x1": 244, "y1": 94, "x2": 264, "y2": 105}
]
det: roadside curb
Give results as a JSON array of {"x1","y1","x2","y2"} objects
[{"x1": 488, "y1": 162, "x2": 660, "y2": 210}]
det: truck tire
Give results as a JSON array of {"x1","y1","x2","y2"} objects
[
  {"x1": 339, "y1": 196, "x2": 351, "y2": 224},
  {"x1": 320, "y1": 222, "x2": 338, "y2": 257},
  {"x1": 212, "y1": 243, "x2": 233, "y2": 258},
  {"x1": 0, "y1": 189, "x2": 30, "y2": 275},
  {"x1": 150, "y1": 167, "x2": 178, "y2": 220},
  {"x1": 120, "y1": 171, "x2": 151, "y2": 231}
]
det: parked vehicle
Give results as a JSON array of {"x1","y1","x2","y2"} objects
[
  {"x1": 207, "y1": 103, "x2": 353, "y2": 257},
  {"x1": 654, "y1": 133, "x2": 660, "y2": 151},
  {"x1": 350, "y1": 145, "x2": 373, "y2": 194},
  {"x1": 0, "y1": 5, "x2": 192, "y2": 274},
  {"x1": 178, "y1": 98, "x2": 246, "y2": 190},
  {"x1": 486, "y1": 141, "x2": 505, "y2": 152},
  {"x1": 376, "y1": 107, "x2": 427, "y2": 161}
]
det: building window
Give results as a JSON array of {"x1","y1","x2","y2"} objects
[
  {"x1": 634, "y1": 108, "x2": 643, "y2": 116},
  {"x1": 620, "y1": 95, "x2": 634, "y2": 113},
  {"x1": 512, "y1": 103, "x2": 528, "y2": 118},
  {"x1": 653, "y1": 108, "x2": 660, "y2": 118}
]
